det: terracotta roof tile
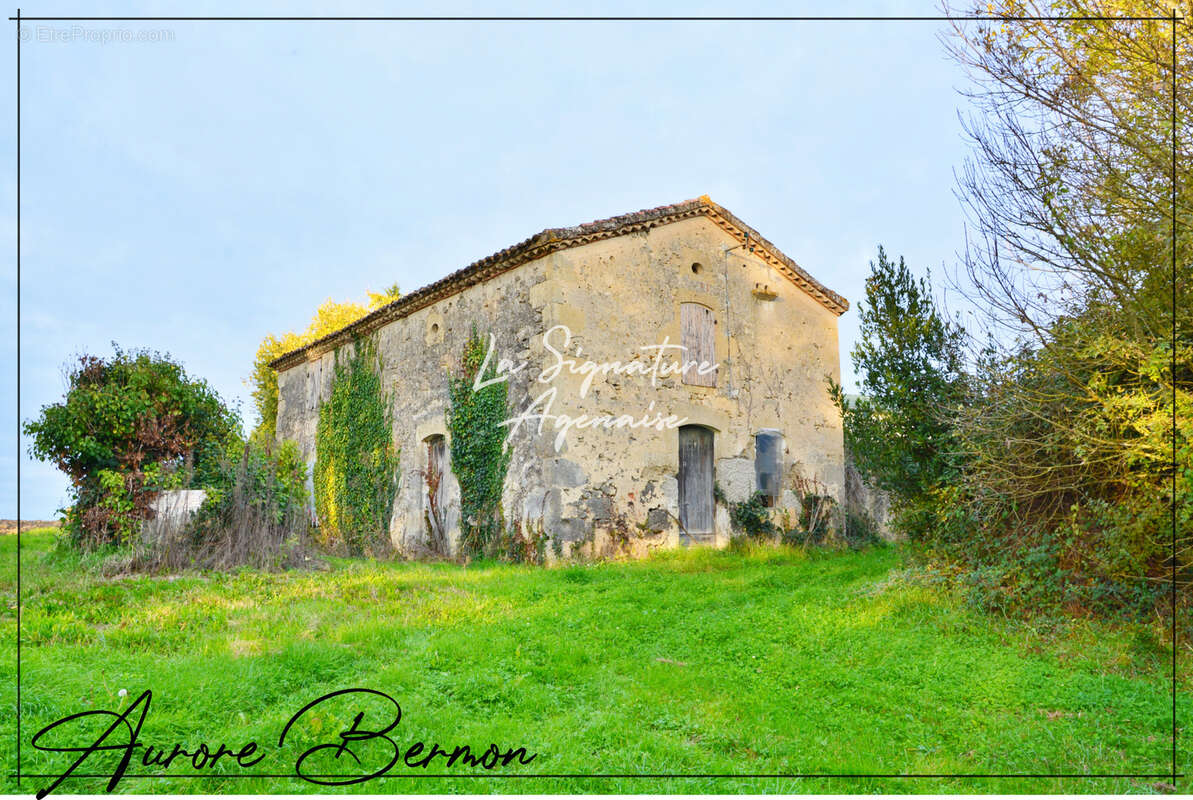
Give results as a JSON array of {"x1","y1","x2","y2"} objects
[{"x1": 270, "y1": 196, "x2": 848, "y2": 371}]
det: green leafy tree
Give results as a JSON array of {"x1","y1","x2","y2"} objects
[
  {"x1": 24, "y1": 346, "x2": 240, "y2": 547},
  {"x1": 830, "y1": 248, "x2": 968, "y2": 515},
  {"x1": 312, "y1": 338, "x2": 398, "y2": 556},
  {"x1": 448, "y1": 327, "x2": 512, "y2": 557}
]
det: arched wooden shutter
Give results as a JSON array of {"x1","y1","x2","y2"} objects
[{"x1": 680, "y1": 303, "x2": 717, "y2": 387}]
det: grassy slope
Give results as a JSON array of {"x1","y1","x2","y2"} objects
[{"x1": 1, "y1": 529, "x2": 1188, "y2": 794}]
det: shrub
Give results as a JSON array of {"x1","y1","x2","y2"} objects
[
  {"x1": 799, "y1": 493, "x2": 838, "y2": 545},
  {"x1": 774, "y1": 474, "x2": 840, "y2": 547},
  {"x1": 842, "y1": 505, "x2": 881, "y2": 550},
  {"x1": 24, "y1": 346, "x2": 240, "y2": 549},
  {"x1": 199, "y1": 439, "x2": 308, "y2": 524},
  {"x1": 728, "y1": 492, "x2": 777, "y2": 540},
  {"x1": 496, "y1": 519, "x2": 549, "y2": 565},
  {"x1": 133, "y1": 440, "x2": 314, "y2": 573}
]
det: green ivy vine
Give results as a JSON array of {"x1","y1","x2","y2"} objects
[
  {"x1": 447, "y1": 326, "x2": 511, "y2": 557},
  {"x1": 313, "y1": 336, "x2": 399, "y2": 556}
]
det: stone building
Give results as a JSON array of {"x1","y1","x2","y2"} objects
[{"x1": 271, "y1": 197, "x2": 850, "y2": 557}]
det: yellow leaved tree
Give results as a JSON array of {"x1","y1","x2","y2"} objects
[{"x1": 249, "y1": 283, "x2": 401, "y2": 446}]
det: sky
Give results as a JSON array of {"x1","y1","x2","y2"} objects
[{"x1": 5, "y1": 0, "x2": 978, "y2": 519}]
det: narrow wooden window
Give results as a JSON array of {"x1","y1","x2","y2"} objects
[
  {"x1": 678, "y1": 425, "x2": 715, "y2": 534},
  {"x1": 755, "y1": 431, "x2": 782, "y2": 507},
  {"x1": 423, "y1": 435, "x2": 447, "y2": 553},
  {"x1": 306, "y1": 366, "x2": 319, "y2": 412},
  {"x1": 680, "y1": 303, "x2": 717, "y2": 387}
]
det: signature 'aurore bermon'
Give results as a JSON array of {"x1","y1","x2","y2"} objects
[{"x1": 29, "y1": 688, "x2": 536, "y2": 797}]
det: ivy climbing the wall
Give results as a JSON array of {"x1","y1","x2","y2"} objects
[
  {"x1": 448, "y1": 327, "x2": 511, "y2": 558},
  {"x1": 313, "y1": 337, "x2": 399, "y2": 556}
]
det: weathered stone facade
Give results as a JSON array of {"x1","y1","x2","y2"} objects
[{"x1": 273, "y1": 197, "x2": 849, "y2": 558}]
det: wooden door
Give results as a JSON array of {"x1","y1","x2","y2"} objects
[{"x1": 678, "y1": 425, "x2": 714, "y2": 534}]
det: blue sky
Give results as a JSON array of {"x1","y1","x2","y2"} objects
[{"x1": 5, "y1": 0, "x2": 975, "y2": 518}]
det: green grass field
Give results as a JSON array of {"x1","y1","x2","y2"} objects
[{"x1": 2, "y1": 529, "x2": 1188, "y2": 794}]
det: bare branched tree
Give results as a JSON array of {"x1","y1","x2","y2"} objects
[{"x1": 936, "y1": 0, "x2": 1192, "y2": 610}]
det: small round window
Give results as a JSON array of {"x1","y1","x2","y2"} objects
[{"x1": 690, "y1": 262, "x2": 703, "y2": 275}]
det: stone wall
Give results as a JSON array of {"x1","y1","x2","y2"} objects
[
  {"x1": 276, "y1": 259, "x2": 553, "y2": 555},
  {"x1": 275, "y1": 214, "x2": 846, "y2": 559},
  {"x1": 844, "y1": 460, "x2": 893, "y2": 541},
  {"x1": 515, "y1": 215, "x2": 845, "y2": 557}
]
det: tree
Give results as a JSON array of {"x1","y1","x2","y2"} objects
[
  {"x1": 249, "y1": 286, "x2": 400, "y2": 446},
  {"x1": 946, "y1": 1, "x2": 1190, "y2": 342},
  {"x1": 830, "y1": 248, "x2": 968, "y2": 520},
  {"x1": 940, "y1": 0, "x2": 1191, "y2": 612},
  {"x1": 24, "y1": 346, "x2": 240, "y2": 547},
  {"x1": 367, "y1": 282, "x2": 402, "y2": 309}
]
